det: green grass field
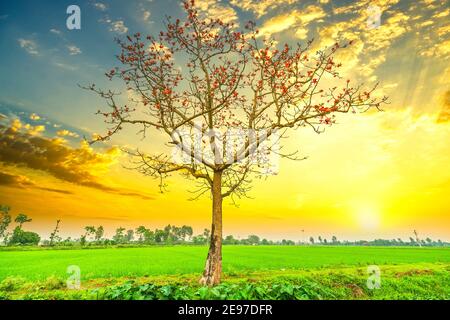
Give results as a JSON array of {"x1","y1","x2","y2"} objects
[
  {"x1": 1, "y1": 246, "x2": 449, "y2": 300},
  {"x1": 1, "y1": 245, "x2": 449, "y2": 280}
]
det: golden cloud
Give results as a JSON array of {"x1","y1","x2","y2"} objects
[
  {"x1": 257, "y1": 5, "x2": 325, "y2": 38},
  {"x1": 29, "y1": 113, "x2": 41, "y2": 121},
  {"x1": 0, "y1": 170, "x2": 73, "y2": 194},
  {"x1": 0, "y1": 120, "x2": 154, "y2": 200},
  {"x1": 313, "y1": 6, "x2": 411, "y2": 80},
  {"x1": 56, "y1": 129, "x2": 80, "y2": 138},
  {"x1": 433, "y1": 8, "x2": 449, "y2": 18},
  {"x1": 230, "y1": 0, "x2": 297, "y2": 18},
  {"x1": 421, "y1": 39, "x2": 450, "y2": 58},
  {"x1": 195, "y1": 0, "x2": 238, "y2": 24},
  {"x1": 437, "y1": 90, "x2": 450, "y2": 123}
]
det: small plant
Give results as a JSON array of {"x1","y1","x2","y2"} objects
[
  {"x1": 43, "y1": 275, "x2": 65, "y2": 290},
  {"x1": 49, "y1": 220, "x2": 62, "y2": 246},
  {"x1": 0, "y1": 276, "x2": 26, "y2": 292}
]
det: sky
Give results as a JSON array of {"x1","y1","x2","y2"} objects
[{"x1": 0, "y1": 0, "x2": 449, "y2": 242}]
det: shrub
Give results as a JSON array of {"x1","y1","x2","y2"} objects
[
  {"x1": 9, "y1": 228, "x2": 40, "y2": 246},
  {"x1": 43, "y1": 276, "x2": 65, "y2": 290},
  {"x1": 0, "y1": 276, "x2": 26, "y2": 291}
]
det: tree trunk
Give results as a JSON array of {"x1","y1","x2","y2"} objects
[{"x1": 200, "y1": 170, "x2": 223, "y2": 286}]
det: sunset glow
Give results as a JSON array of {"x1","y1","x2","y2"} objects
[{"x1": 0, "y1": 0, "x2": 449, "y2": 242}]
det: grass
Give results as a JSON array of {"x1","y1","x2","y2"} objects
[
  {"x1": 1, "y1": 263, "x2": 448, "y2": 300},
  {"x1": 0, "y1": 245, "x2": 449, "y2": 281},
  {"x1": 0, "y1": 246, "x2": 449, "y2": 300}
]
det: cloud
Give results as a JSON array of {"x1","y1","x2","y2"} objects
[
  {"x1": 93, "y1": 2, "x2": 107, "y2": 11},
  {"x1": 67, "y1": 45, "x2": 82, "y2": 55},
  {"x1": 53, "y1": 62, "x2": 78, "y2": 71},
  {"x1": 109, "y1": 20, "x2": 128, "y2": 34},
  {"x1": 18, "y1": 38, "x2": 39, "y2": 55},
  {"x1": 421, "y1": 39, "x2": 450, "y2": 58},
  {"x1": 9, "y1": 120, "x2": 45, "y2": 136},
  {"x1": 0, "y1": 171, "x2": 73, "y2": 195},
  {"x1": 257, "y1": 6, "x2": 325, "y2": 38},
  {"x1": 230, "y1": 0, "x2": 297, "y2": 18},
  {"x1": 26, "y1": 124, "x2": 45, "y2": 136},
  {"x1": 0, "y1": 120, "x2": 153, "y2": 200},
  {"x1": 56, "y1": 129, "x2": 80, "y2": 138},
  {"x1": 437, "y1": 25, "x2": 450, "y2": 37},
  {"x1": 30, "y1": 113, "x2": 41, "y2": 121},
  {"x1": 258, "y1": 12, "x2": 299, "y2": 37},
  {"x1": 433, "y1": 8, "x2": 449, "y2": 18},
  {"x1": 383, "y1": 83, "x2": 399, "y2": 89},
  {"x1": 195, "y1": 0, "x2": 239, "y2": 25},
  {"x1": 366, "y1": 12, "x2": 410, "y2": 51},
  {"x1": 50, "y1": 28, "x2": 62, "y2": 35},
  {"x1": 437, "y1": 90, "x2": 450, "y2": 123},
  {"x1": 312, "y1": 4, "x2": 412, "y2": 80},
  {"x1": 142, "y1": 10, "x2": 151, "y2": 22}
]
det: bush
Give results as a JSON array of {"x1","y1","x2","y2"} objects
[
  {"x1": 43, "y1": 276, "x2": 65, "y2": 290},
  {"x1": 0, "y1": 276, "x2": 26, "y2": 291},
  {"x1": 100, "y1": 279, "x2": 340, "y2": 300},
  {"x1": 9, "y1": 227, "x2": 40, "y2": 246}
]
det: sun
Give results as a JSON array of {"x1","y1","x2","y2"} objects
[{"x1": 353, "y1": 204, "x2": 381, "y2": 231}]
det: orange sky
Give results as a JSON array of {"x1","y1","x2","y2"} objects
[{"x1": 0, "y1": 0, "x2": 449, "y2": 241}]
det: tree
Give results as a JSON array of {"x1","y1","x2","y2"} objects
[
  {"x1": 136, "y1": 226, "x2": 156, "y2": 244},
  {"x1": 95, "y1": 226, "x2": 104, "y2": 242},
  {"x1": 413, "y1": 230, "x2": 421, "y2": 247},
  {"x1": 113, "y1": 227, "x2": 126, "y2": 244},
  {"x1": 203, "y1": 229, "x2": 211, "y2": 245},
  {"x1": 14, "y1": 213, "x2": 32, "y2": 229},
  {"x1": 281, "y1": 239, "x2": 295, "y2": 245},
  {"x1": 0, "y1": 205, "x2": 12, "y2": 244},
  {"x1": 49, "y1": 220, "x2": 61, "y2": 246},
  {"x1": 331, "y1": 235, "x2": 338, "y2": 244},
  {"x1": 163, "y1": 225, "x2": 173, "y2": 243},
  {"x1": 170, "y1": 225, "x2": 181, "y2": 242},
  {"x1": 9, "y1": 228, "x2": 40, "y2": 246},
  {"x1": 224, "y1": 235, "x2": 237, "y2": 245},
  {"x1": 143, "y1": 229, "x2": 155, "y2": 243},
  {"x1": 82, "y1": 1, "x2": 387, "y2": 285},
  {"x1": 192, "y1": 234, "x2": 207, "y2": 244},
  {"x1": 309, "y1": 236, "x2": 314, "y2": 244},
  {"x1": 180, "y1": 225, "x2": 193, "y2": 241},
  {"x1": 80, "y1": 235, "x2": 87, "y2": 246},
  {"x1": 247, "y1": 235, "x2": 260, "y2": 245},
  {"x1": 318, "y1": 236, "x2": 323, "y2": 244},
  {"x1": 84, "y1": 226, "x2": 96, "y2": 242},
  {"x1": 126, "y1": 229, "x2": 134, "y2": 243},
  {"x1": 136, "y1": 226, "x2": 148, "y2": 242},
  {"x1": 154, "y1": 229, "x2": 165, "y2": 243}
]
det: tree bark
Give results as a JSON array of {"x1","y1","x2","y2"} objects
[{"x1": 200, "y1": 170, "x2": 223, "y2": 286}]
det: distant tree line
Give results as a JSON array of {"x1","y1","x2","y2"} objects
[
  {"x1": 1, "y1": 205, "x2": 448, "y2": 247},
  {"x1": 307, "y1": 235, "x2": 447, "y2": 247}
]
